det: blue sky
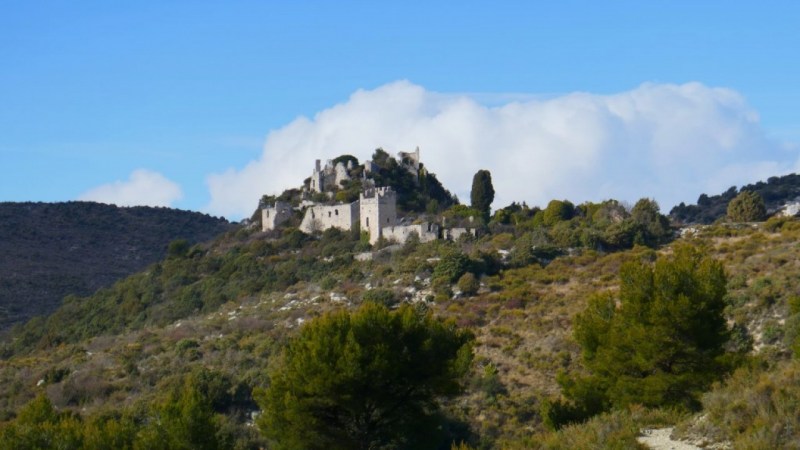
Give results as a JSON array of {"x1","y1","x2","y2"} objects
[{"x1": 2, "y1": 2, "x2": 799, "y2": 219}]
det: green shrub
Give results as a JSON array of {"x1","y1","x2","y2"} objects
[
  {"x1": 362, "y1": 288, "x2": 397, "y2": 307},
  {"x1": 542, "y1": 200, "x2": 574, "y2": 226},
  {"x1": 433, "y1": 249, "x2": 470, "y2": 283},
  {"x1": 727, "y1": 191, "x2": 767, "y2": 222},
  {"x1": 319, "y1": 276, "x2": 337, "y2": 290},
  {"x1": 457, "y1": 273, "x2": 480, "y2": 297},
  {"x1": 533, "y1": 407, "x2": 683, "y2": 450},
  {"x1": 695, "y1": 359, "x2": 800, "y2": 448}
]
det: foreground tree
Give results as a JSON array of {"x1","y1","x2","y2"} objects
[
  {"x1": 546, "y1": 245, "x2": 730, "y2": 428},
  {"x1": 470, "y1": 170, "x2": 495, "y2": 221},
  {"x1": 255, "y1": 303, "x2": 474, "y2": 450},
  {"x1": 727, "y1": 190, "x2": 767, "y2": 222}
]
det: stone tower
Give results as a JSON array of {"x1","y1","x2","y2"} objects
[
  {"x1": 310, "y1": 160, "x2": 324, "y2": 193},
  {"x1": 261, "y1": 201, "x2": 293, "y2": 232},
  {"x1": 359, "y1": 187, "x2": 397, "y2": 244}
]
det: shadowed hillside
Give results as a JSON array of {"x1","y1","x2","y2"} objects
[{"x1": 0, "y1": 202, "x2": 233, "y2": 330}]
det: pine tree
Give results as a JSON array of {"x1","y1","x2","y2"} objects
[
  {"x1": 254, "y1": 302, "x2": 474, "y2": 450},
  {"x1": 547, "y1": 245, "x2": 730, "y2": 428}
]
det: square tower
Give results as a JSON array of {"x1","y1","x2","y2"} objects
[
  {"x1": 262, "y1": 201, "x2": 293, "y2": 232},
  {"x1": 359, "y1": 187, "x2": 397, "y2": 244}
]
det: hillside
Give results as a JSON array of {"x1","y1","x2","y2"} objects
[
  {"x1": 0, "y1": 202, "x2": 233, "y2": 331},
  {"x1": 2, "y1": 166, "x2": 800, "y2": 448},
  {"x1": 3, "y1": 216, "x2": 799, "y2": 448},
  {"x1": 670, "y1": 172, "x2": 800, "y2": 224}
]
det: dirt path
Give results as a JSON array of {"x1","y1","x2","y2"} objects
[{"x1": 637, "y1": 428, "x2": 703, "y2": 450}]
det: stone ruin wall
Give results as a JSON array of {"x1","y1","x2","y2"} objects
[
  {"x1": 299, "y1": 202, "x2": 359, "y2": 234},
  {"x1": 309, "y1": 159, "x2": 352, "y2": 193},
  {"x1": 262, "y1": 201, "x2": 293, "y2": 232},
  {"x1": 382, "y1": 222, "x2": 440, "y2": 244},
  {"x1": 444, "y1": 227, "x2": 477, "y2": 241}
]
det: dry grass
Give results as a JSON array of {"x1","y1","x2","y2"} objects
[{"x1": 3, "y1": 218, "x2": 800, "y2": 446}]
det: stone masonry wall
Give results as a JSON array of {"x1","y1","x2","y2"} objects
[
  {"x1": 299, "y1": 202, "x2": 359, "y2": 234},
  {"x1": 382, "y1": 222, "x2": 439, "y2": 244},
  {"x1": 261, "y1": 201, "x2": 293, "y2": 232}
]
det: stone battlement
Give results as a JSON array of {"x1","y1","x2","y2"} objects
[{"x1": 360, "y1": 186, "x2": 395, "y2": 201}]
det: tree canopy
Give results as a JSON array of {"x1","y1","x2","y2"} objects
[
  {"x1": 727, "y1": 190, "x2": 767, "y2": 222},
  {"x1": 254, "y1": 302, "x2": 474, "y2": 450},
  {"x1": 470, "y1": 170, "x2": 495, "y2": 221},
  {"x1": 546, "y1": 245, "x2": 730, "y2": 428},
  {"x1": 0, "y1": 372, "x2": 231, "y2": 450},
  {"x1": 369, "y1": 149, "x2": 456, "y2": 213},
  {"x1": 630, "y1": 198, "x2": 671, "y2": 247}
]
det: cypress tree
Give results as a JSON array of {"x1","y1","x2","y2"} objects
[{"x1": 470, "y1": 170, "x2": 495, "y2": 221}]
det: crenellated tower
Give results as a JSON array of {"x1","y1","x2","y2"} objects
[{"x1": 359, "y1": 187, "x2": 397, "y2": 244}]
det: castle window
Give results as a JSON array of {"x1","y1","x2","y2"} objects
[
  {"x1": 328, "y1": 211, "x2": 331, "y2": 218},
  {"x1": 266, "y1": 211, "x2": 270, "y2": 218},
  {"x1": 366, "y1": 217, "x2": 369, "y2": 227},
  {"x1": 387, "y1": 218, "x2": 390, "y2": 223},
  {"x1": 335, "y1": 209, "x2": 338, "y2": 216}
]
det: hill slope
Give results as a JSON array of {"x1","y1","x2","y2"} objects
[
  {"x1": 4, "y1": 167, "x2": 800, "y2": 448},
  {"x1": 2, "y1": 216, "x2": 799, "y2": 448},
  {"x1": 0, "y1": 202, "x2": 233, "y2": 330},
  {"x1": 670, "y1": 172, "x2": 800, "y2": 224}
]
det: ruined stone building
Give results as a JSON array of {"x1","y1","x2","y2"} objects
[
  {"x1": 397, "y1": 146, "x2": 421, "y2": 180},
  {"x1": 299, "y1": 202, "x2": 359, "y2": 235},
  {"x1": 383, "y1": 222, "x2": 440, "y2": 243},
  {"x1": 263, "y1": 149, "x2": 471, "y2": 245},
  {"x1": 309, "y1": 159, "x2": 353, "y2": 193},
  {"x1": 265, "y1": 186, "x2": 440, "y2": 245},
  {"x1": 261, "y1": 201, "x2": 293, "y2": 231}
]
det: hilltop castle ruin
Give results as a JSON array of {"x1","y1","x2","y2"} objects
[
  {"x1": 265, "y1": 185, "x2": 439, "y2": 245},
  {"x1": 261, "y1": 148, "x2": 470, "y2": 245}
]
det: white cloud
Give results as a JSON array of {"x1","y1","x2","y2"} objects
[
  {"x1": 79, "y1": 169, "x2": 183, "y2": 208},
  {"x1": 205, "y1": 81, "x2": 798, "y2": 219}
]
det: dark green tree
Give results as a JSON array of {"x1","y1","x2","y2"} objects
[
  {"x1": 727, "y1": 190, "x2": 767, "y2": 222},
  {"x1": 470, "y1": 170, "x2": 495, "y2": 221},
  {"x1": 630, "y1": 198, "x2": 671, "y2": 247},
  {"x1": 136, "y1": 374, "x2": 223, "y2": 450},
  {"x1": 548, "y1": 246, "x2": 730, "y2": 428},
  {"x1": 0, "y1": 394, "x2": 85, "y2": 449},
  {"x1": 433, "y1": 247, "x2": 471, "y2": 283},
  {"x1": 254, "y1": 303, "x2": 474, "y2": 450},
  {"x1": 369, "y1": 149, "x2": 455, "y2": 213}
]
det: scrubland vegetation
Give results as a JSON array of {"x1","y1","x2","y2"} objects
[{"x1": 3, "y1": 165, "x2": 800, "y2": 449}]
